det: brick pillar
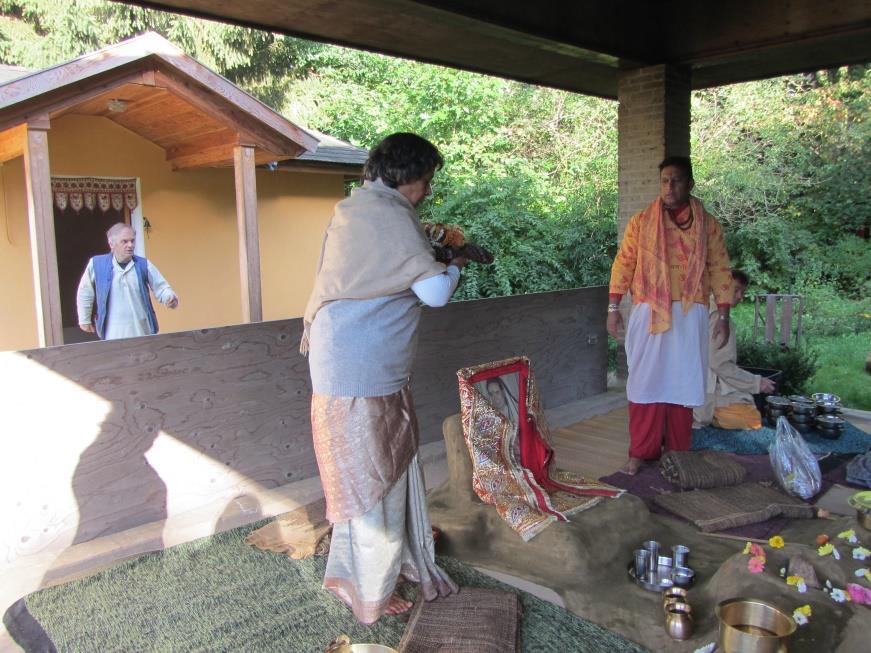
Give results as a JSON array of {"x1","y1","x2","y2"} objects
[{"x1": 614, "y1": 65, "x2": 691, "y2": 383}]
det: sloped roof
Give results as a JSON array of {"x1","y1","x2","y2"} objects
[
  {"x1": 0, "y1": 65, "x2": 29, "y2": 84},
  {"x1": 0, "y1": 32, "x2": 319, "y2": 168},
  {"x1": 297, "y1": 129, "x2": 368, "y2": 166}
]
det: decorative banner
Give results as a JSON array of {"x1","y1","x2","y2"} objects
[{"x1": 51, "y1": 177, "x2": 138, "y2": 213}]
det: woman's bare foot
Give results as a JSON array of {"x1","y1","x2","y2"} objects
[
  {"x1": 620, "y1": 457, "x2": 643, "y2": 475},
  {"x1": 384, "y1": 593, "x2": 413, "y2": 615}
]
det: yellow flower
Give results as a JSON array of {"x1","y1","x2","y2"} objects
[
  {"x1": 743, "y1": 541, "x2": 753, "y2": 554},
  {"x1": 786, "y1": 575, "x2": 804, "y2": 586},
  {"x1": 818, "y1": 542, "x2": 834, "y2": 556},
  {"x1": 797, "y1": 604, "x2": 812, "y2": 617},
  {"x1": 769, "y1": 535, "x2": 785, "y2": 549}
]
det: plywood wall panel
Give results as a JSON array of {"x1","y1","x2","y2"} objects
[{"x1": 0, "y1": 286, "x2": 606, "y2": 570}]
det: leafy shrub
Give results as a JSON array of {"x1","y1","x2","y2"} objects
[
  {"x1": 799, "y1": 284, "x2": 871, "y2": 337},
  {"x1": 736, "y1": 339, "x2": 819, "y2": 396}
]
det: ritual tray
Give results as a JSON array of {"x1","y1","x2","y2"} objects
[{"x1": 627, "y1": 562, "x2": 695, "y2": 593}]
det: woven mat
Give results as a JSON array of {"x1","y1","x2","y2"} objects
[
  {"x1": 653, "y1": 481, "x2": 815, "y2": 532},
  {"x1": 399, "y1": 587, "x2": 521, "y2": 653},
  {"x1": 659, "y1": 450, "x2": 747, "y2": 489}
]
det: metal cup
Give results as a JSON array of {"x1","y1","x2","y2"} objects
[
  {"x1": 642, "y1": 540, "x2": 660, "y2": 573},
  {"x1": 634, "y1": 549, "x2": 650, "y2": 578},
  {"x1": 672, "y1": 544, "x2": 689, "y2": 568}
]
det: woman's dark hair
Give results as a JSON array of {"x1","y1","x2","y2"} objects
[
  {"x1": 731, "y1": 269, "x2": 750, "y2": 288},
  {"x1": 362, "y1": 133, "x2": 443, "y2": 188},
  {"x1": 658, "y1": 156, "x2": 694, "y2": 183}
]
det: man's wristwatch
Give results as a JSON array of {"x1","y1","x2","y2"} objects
[{"x1": 607, "y1": 303, "x2": 620, "y2": 313}]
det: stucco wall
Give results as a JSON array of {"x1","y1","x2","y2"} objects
[{"x1": 0, "y1": 114, "x2": 344, "y2": 350}]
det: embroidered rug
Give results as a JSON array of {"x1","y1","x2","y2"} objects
[
  {"x1": 458, "y1": 356, "x2": 624, "y2": 541},
  {"x1": 691, "y1": 421, "x2": 871, "y2": 455}
]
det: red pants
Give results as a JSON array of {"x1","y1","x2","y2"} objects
[{"x1": 628, "y1": 401, "x2": 692, "y2": 460}]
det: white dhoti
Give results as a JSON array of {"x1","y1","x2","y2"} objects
[
  {"x1": 323, "y1": 454, "x2": 458, "y2": 624},
  {"x1": 625, "y1": 302, "x2": 708, "y2": 407}
]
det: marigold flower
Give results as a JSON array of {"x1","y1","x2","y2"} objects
[
  {"x1": 769, "y1": 535, "x2": 785, "y2": 548},
  {"x1": 818, "y1": 542, "x2": 834, "y2": 556},
  {"x1": 796, "y1": 604, "x2": 812, "y2": 617}
]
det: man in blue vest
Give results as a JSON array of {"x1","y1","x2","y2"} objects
[{"x1": 76, "y1": 223, "x2": 178, "y2": 340}]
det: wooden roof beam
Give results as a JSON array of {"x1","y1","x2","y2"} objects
[
  {"x1": 0, "y1": 66, "x2": 156, "y2": 133},
  {"x1": 153, "y1": 69, "x2": 306, "y2": 160},
  {"x1": 0, "y1": 124, "x2": 26, "y2": 162}
]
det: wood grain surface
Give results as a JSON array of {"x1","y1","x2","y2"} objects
[{"x1": 0, "y1": 286, "x2": 606, "y2": 570}]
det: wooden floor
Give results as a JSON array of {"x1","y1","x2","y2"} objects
[
  {"x1": 550, "y1": 405, "x2": 871, "y2": 481},
  {"x1": 550, "y1": 405, "x2": 631, "y2": 479}
]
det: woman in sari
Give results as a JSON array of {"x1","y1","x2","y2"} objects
[{"x1": 303, "y1": 133, "x2": 462, "y2": 622}]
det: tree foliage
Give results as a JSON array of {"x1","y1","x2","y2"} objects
[{"x1": 1, "y1": 1, "x2": 868, "y2": 315}]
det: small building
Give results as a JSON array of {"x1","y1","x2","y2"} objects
[{"x1": 0, "y1": 32, "x2": 366, "y2": 351}]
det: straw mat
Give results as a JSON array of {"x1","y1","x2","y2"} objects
[
  {"x1": 653, "y1": 481, "x2": 815, "y2": 532},
  {"x1": 398, "y1": 587, "x2": 521, "y2": 653},
  {"x1": 659, "y1": 450, "x2": 747, "y2": 489}
]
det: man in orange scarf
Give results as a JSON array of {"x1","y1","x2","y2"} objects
[{"x1": 607, "y1": 157, "x2": 732, "y2": 475}]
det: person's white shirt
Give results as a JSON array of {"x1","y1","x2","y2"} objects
[{"x1": 76, "y1": 257, "x2": 176, "y2": 339}]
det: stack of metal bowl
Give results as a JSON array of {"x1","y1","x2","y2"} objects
[
  {"x1": 812, "y1": 392, "x2": 842, "y2": 415},
  {"x1": 764, "y1": 395, "x2": 791, "y2": 427},
  {"x1": 787, "y1": 395, "x2": 816, "y2": 434},
  {"x1": 815, "y1": 414, "x2": 846, "y2": 439}
]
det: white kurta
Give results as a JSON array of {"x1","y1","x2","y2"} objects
[
  {"x1": 76, "y1": 257, "x2": 175, "y2": 340},
  {"x1": 625, "y1": 301, "x2": 708, "y2": 407}
]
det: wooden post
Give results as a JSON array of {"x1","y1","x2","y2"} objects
[
  {"x1": 233, "y1": 144, "x2": 262, "y2": 323},
  {"x1": 765, "y1": 295, "x2": 777, "y2": 344},
  {"x1": 23, "y1": 116, "x2": 62, "y2": 347},
  {"x1": 780, "y1": 297, "x2": 793, "y2": 346}
]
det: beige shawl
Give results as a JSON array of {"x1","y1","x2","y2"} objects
[{"x1": 300, "y1": 179, "x2": 446, "y2": 353}]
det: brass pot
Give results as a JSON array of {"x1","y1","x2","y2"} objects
[
  {"x1": 664, "y1": 602, "x2": 693, "y2": 640},
  {"x1": 716, "y1": 598, "x2": 795, "y2": 653}
]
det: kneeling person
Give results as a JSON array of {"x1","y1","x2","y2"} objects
[{"x1": 693, "y1": 270, "x2": 776, "y2": 429}]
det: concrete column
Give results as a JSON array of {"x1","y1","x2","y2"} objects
[{"x1": 614, "y1": 64, "x2": 691, "y2": 381}]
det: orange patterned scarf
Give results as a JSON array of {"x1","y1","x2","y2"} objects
[{"x1": 636, "y1": 196, "x2": 708, "y2": 334}]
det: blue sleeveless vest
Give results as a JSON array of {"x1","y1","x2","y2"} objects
[{"x1": 92, "y1": 254, "x2": 158, "y2": 339}]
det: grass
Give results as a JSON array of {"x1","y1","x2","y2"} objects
[
  {"x1": 807, "y1": 332, "x2": 871, "y2": 411},
  {"x1": 733, "y1": 298, "x2": 871, "y2": 411}
]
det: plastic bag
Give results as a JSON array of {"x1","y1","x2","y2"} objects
[{"x1": 769, "y1": 416, "x2": 822, "y2": 499}]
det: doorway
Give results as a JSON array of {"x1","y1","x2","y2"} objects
[{"x1": 50, "y1": 177, "x2": 143, "y2": 344}]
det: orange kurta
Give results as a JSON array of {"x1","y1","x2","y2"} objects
[{"x1": 610, "y1": 198, "x2": 732, "y2": 317}]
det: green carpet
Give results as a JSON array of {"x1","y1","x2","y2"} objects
[{"x1": 16, "y1": 519, "x2": 646, "y2": 653}]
